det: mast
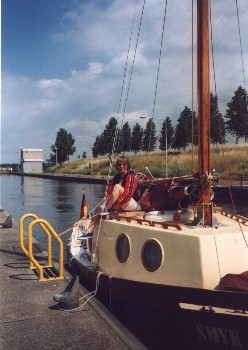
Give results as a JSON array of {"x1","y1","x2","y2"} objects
[{"x1": 197, "y1": 0, "x2": 212, "y2": 225}]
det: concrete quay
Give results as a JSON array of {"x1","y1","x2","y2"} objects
[{"x1": 0, "y1": 210, "x2": 146, "y2": 350}]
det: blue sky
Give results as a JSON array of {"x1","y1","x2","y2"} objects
[{"x1": 1, "y1": 0, "x2": 248, "y2": 163}]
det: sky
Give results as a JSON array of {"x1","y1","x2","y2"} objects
[{"x1": 1, "y1": 0, "x2": 248, "y2": 164}]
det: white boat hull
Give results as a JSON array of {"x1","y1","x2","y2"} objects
[{"x1": 68, "y1": 212, "x2": 248, "y2": 349}]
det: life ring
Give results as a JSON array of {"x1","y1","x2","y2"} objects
[{"x1": 144, "y1": 209, "x2": 193, "y2": 223}]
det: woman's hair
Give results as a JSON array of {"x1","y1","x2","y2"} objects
[{"x1": 115, "y1": 156, "x2": 131, "y2": 170}]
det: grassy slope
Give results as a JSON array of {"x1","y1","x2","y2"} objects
[{"x1": 46, "y1": 144, "x2": 248, "y2": 180}]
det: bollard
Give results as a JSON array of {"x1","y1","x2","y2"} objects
[
  {"x1": 53, "y1": 275, "x2": 79, "y2": 310},
  {"x1": 0, "y1": 215, "x2": 12, "y2": 228}
]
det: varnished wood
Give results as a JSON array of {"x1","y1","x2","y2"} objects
[{"x1": 197, "y1": 0, "x2": 212, "y2": 225}]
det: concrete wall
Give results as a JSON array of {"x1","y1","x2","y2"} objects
[
  {"x1": 21, "y1": 149, "x2": 43, "y2": 173},
  {"x1": 23, "y1": 161, "x2": 43, "y2": 173}
]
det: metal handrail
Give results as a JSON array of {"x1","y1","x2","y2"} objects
[
  {"x1": 19, "y1": 213, "x2": 52, "y2": 269},
  {"x1": 19, "y1": 214, "x2": 64, "y2": 281}
]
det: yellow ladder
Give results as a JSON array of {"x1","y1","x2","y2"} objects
[{"x1": 19, "y1": 213, "x2": 64, "y2": 281}]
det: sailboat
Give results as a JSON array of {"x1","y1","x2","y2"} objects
[{"x1": 68, "y1": 1, "x2": 248, "y2": 349}]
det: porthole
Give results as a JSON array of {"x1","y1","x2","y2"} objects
[
  {"x1": 116, "y1": 234, "x2": 130, "y2": 263},
  {"x1": 141, "y1": 239, "x2": 163, "y2": 272}
]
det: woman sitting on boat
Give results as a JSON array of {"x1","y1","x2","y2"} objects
[
  {"x1": 106, "y1": 156, "x2": 140, "y2": 211},
  {"x1": 79, "y1": 156, "x2": 140, "y2": 238}
]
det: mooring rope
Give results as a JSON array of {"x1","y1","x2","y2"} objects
[
  {"x1": 58, "y1": 199, "x2": 105, "y2": 237},
  {"x1": 60, "y1": 272, "x2": 103, "y2": 312}
]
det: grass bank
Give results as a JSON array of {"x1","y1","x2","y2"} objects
[{"x1": 46, "y1": 144, "x2": 248, "y2": 180}]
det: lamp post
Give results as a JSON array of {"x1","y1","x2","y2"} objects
[
  {"x1": 15, "y1": 150, "x2": 20, "y2": 173},
  {"x1": 54, "y1": 147, "x2": 58, "y2": 167},
  {"x1": 140, "y1": 116, "x2": 168, "y2": 177},
  {"x1": 165, "y1": 121, "x2": 168, "y2": 178}
]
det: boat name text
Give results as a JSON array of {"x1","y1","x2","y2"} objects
[{"x1": 196, "y1": 324, "x2": 243, "y2": 348}]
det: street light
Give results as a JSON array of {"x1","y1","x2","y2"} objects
[
  {"x1": 54, "y1": 147, "x2": 58, "y2": 167},
  {"x1": 140, "y1": 116, "x2": 168, "y2": 178},
  {"x1": 165, "y1": 121, "x2": 168, "y2": 178},
  {"x1": 15, "y1": 150, "x2": 20, "y2": 173}
]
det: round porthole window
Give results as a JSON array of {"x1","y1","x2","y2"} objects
[
  {"x1": 116, "y1": 234, "x2": 130, "y2": 263},
  {"x1": 141, "y1": 239, "x2": 163, "y2": 272}
]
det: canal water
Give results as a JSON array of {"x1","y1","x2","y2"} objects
[
  {"x1": 1, "y1": 174, "x2": 247, "y2": 350},
  {"x1": 0, "y1": 175, "x2": 106, "y2": 257},
  {"x1": 1, "y1": 175, "x2": 247, "y2": 249}
]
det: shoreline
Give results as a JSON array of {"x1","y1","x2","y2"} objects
[{"x1": 11, "y1": 171, "x2": 107, "y2": 184}]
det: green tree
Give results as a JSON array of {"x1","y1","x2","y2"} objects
[
  {"x1": 131, "y1": 123, "x2": 143, "y2": 154},
  {"x1": 48, "y1": 153, "x2": 56, "y2": 165},
  {"x1": 173, "y1": 106, "x2": 196, "y2": 149},
  {"x1": 159, "y1": 117, "x2": 174, "y2": 150},
  {"x1": 82, "y1": 151, "x2": 87, "y2": 159},
  {"x1": 102, "y1": 117, "x2": 119, "y2": 155},
  {"x1": 92, "y1": 117, "x2": 119, "y2": 157},
  {"x1": 92, "y1": 135, "x2": 104, "y2": 158},
  {"x1": 210, "y1": 93, "x2": 226, "y2": 145},
  {"x1": 225, "y1": 86, "x2": 248, "y2": 144},
  {"x1": 51, "y1": 128, "x2": 76, "y2": 164},
  {"x1": 118, "y1": 122, "x2": 132, "y2": 154},
  {"x1": 142, "y1": 118, "x2": 157, "y2": 152}
]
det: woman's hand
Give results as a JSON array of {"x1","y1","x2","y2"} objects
[{"x1": 111, "y1": 203, "x2": 119, "y2": 211}]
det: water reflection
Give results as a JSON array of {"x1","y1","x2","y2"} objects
[
  {"x1": 1, "y1": 175, "x2": 105, "y2": 248},
  {"x1": 1, "y1": 175, "x2": 247, "y2": 258}
]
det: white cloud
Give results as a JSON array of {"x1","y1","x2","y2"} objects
[{"x1": 1, "y1": 0, "x2": 248, "y2": 163}]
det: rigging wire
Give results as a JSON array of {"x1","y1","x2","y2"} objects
[
  {"x1": 209, "y1": 0, "x2": 248, "y2": 247},
  {"x1": 112, "y1": 0, "x2": 139, "y2": 158},
  {"x1": 100, "y1": 1, "x2": 143, "y2": 198},
  {"x1": 91, "y1": 0, "x2": 147, "y2": 265},
  {"x1": 114, "y1": 0, "x2": 140, "y2": 154},
  {"x1": 235, "y1": 0, "x2": 247, "y2": 95},
  {"x1": 117, "y1": 1, "x2": 139, "y2": 115},
  {"x1": 120, "y1": 0, "x2": 146, "y2": 121},
  {"x1": 108, "y1": 0, "x2": 145, "y2": 162},
  {"x1": 106, "y1": 0, "x2": 145, "y2": 177},
  {"x1": 191, "y1": 0, "x2": 195, "y2": 170},
  {"x1": 149, "y1": 0, "x2": 168, "y2": 152}
]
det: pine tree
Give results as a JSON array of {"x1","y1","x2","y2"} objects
[
  {"x1": 131, "y1": 123, "x2": 143, "y2": 154},
  {"x1": 118, "y1": 122, "x2": 132, "y2": 154},
  {"x1": 159, "y1": 117, "x2": 174, "y2": 151},
  {"x1": 225, "y1": 86, "x2": 248, "y2": 144},
  {"x1": 92, "y1": 117, "x2": 120, "y2": 157},
  {"x1": 102, "y1": 117, "x2": 119, "y2": 154},
  {"x1": 92, "y1": 135, "x2": 105, "y2": 158},
  {"x1": 51, "y1": 128, "x2": 76, "y2": 164},
  {"x1": 142, "y1": 119, "x2": 157, "y2": 152},
  {"x1": 210, "y1": 93, "x2": 226, "y2": 145},
  {"x1": 173, "y1": 107, "x2": 194, "y2": 149}
]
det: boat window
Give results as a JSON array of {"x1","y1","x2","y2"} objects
[
  {"x1": 141, "y1": 239, "x2": 163, "y2": 272},
  {"x1": 116, "y1": 234, "x2": 130, "y2": 263}
]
